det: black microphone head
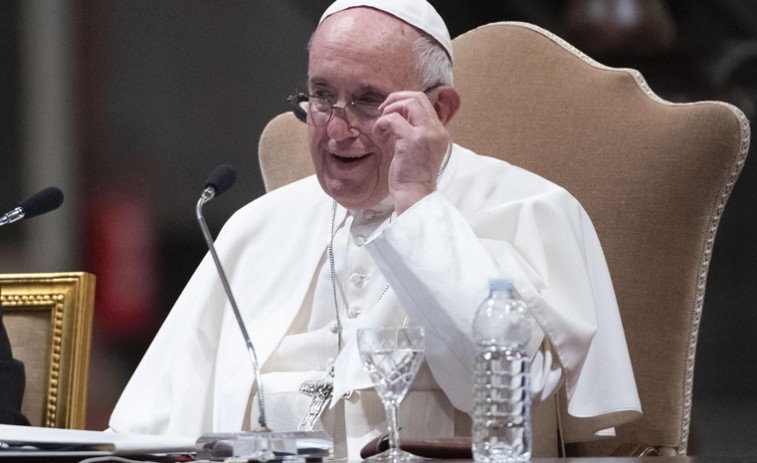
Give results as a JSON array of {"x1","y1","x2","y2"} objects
[
  {"x1": 18, "y1": 186, "x2": 64, "y2": 219},
  {"x1": 205, "y1": 165, "x2": 236, "y2": 197}
]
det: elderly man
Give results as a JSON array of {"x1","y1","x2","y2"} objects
[{"x1": 110, "y1": 0, "x2": 641, "y2": 458}]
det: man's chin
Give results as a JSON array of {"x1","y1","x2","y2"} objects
[{"x1": 322, "y1": 182, "x2": 386, "y2": 210}]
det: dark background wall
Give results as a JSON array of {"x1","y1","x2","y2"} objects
[{"x1": 1, "y1": 0, "x2": 755, "y2": 455}]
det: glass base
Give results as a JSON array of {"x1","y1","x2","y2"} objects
[{"x1": 365, "y1": 447, "x2": 425, "y2": 462}]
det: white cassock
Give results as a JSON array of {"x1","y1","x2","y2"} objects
[{"x1": 109, "y1": 144, "x2": 641, "y2": 458}]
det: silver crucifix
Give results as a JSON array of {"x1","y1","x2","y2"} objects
[{"x1": 297, "y1": 368, "x2": 335, "y2": 431}]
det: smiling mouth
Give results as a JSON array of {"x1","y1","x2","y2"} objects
[{"x1": 332, "y1": 152, "x2": 368, "y2": 163}]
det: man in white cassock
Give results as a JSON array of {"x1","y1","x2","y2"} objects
[{"x1": 110, "y1": 0, "x2": 642, "y2": 458}]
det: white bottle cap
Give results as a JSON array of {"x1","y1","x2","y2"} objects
[{"x1": 489, "y1": 278, "x2": 513, "y2": 293}]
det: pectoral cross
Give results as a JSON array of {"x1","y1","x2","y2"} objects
[{"x1": 297, "y1": 368, "x2": 335, "y2": 431}]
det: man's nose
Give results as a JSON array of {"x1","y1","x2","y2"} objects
[{"x1": 326, "y1": 106, "x2": 359, "y2": 140}]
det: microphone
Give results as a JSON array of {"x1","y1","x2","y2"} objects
[
  {"x1": 203, "y1": 164, "x2": 237, "y2": 200},
  {"x1": 0, "y1": 187, "x2": 64, "y2": 227},
  {"x1": 195, "y1": 165, "x2": 270, "y2": 432}
]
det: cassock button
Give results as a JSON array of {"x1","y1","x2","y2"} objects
[
  {"x1": 349, "y1": 273, "x2": 363, "y2": 285},
  {"x1": 328, "y1": 321, "x2": 339, "y2": 333},
  {"x1": 363, "y1": 210, "x2": 375, "y2": 221},
  {"x1": 354, "y1": 235, "x2": 366, "y2": 246},
  {"x1": 347, "y1": 307, "x2": 359, "y2": 318}
]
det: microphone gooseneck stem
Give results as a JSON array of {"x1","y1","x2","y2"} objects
[
  {"x1": 0, "y1": 207, "x2": 25, "y2": 227},
  {"x1": 196, "y1": 188, "x2": 270, "y2": 432}
]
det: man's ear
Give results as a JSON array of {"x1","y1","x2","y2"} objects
[{"x1": 433, "y1": 86, "x2": 461, "y2": 126}]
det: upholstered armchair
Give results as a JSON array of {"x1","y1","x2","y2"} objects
[{"x1": 257, "y1": 22, "x2": 750, "y2": 456}]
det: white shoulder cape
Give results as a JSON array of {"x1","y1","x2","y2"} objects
[{"x1": 110, "y1": 144, "x2": 641, "y2": 443}]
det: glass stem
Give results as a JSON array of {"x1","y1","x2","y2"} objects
[{"x1": 386, "y1": 403, "x2": 401, "y2": 451}]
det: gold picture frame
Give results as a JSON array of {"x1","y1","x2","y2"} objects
[{"x1": 1, "y1": 272, "x2": 95, "y2": 429}]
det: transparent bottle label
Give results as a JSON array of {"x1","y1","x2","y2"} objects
[{"x1": 472, "y1": 346, "x2": 531, "y2": 463}]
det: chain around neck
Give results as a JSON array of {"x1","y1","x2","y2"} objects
[{"x1": 327, "y1": 141, "x2": 453, "y2": 352}]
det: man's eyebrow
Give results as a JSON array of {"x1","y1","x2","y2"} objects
[
  {"x1": 307, "y1": 77, "x2": 330, "y2": 87},
  {"x1": 354, "y1": 85, "x2": 388, "y2": 97},
  {"x1": 305, "y1": 79, "x2": 389, "y2": 98}
]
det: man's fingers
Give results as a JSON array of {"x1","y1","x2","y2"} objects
[
  {"x1": 379, "y1": 91, "x2": 436, "y2": 122},
  {"x1": 378, "y1": 90, "x2": 426, "y2": 112},
  {"x1": 373, "y1": 111, "x2": 413, "y2": 142},
  {"x1": 374, "y1": 110, "x2": 409, "y2": 130}
]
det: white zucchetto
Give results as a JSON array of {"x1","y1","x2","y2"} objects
[{"x1": 319, "y1": 0, "x2": 453, "y2": 61}]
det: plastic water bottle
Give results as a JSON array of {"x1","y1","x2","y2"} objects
[{"x1": 472, "y1": 278, "x2": 532, "y2": 463}]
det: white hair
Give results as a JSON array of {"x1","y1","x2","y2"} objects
[{"x1": 413, "y1": 33, "x2": 454, "y2": 88}]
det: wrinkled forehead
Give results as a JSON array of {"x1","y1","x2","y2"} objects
[
  {"x1": 312, "y1": 7, "x2": 419, "y2": 54},
  {"x1": 308, "y1": 8, "x2": 421, "y2": 89}
]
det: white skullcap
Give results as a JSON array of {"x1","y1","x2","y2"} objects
[{"x1": 319, "y1": 0, "x2": 453, "y2": 61}]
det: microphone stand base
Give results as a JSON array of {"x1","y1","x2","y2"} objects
[{"x1": 196, "y1": 430, "x2": 333, "y2": 461}]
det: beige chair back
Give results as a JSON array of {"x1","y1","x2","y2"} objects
[
  {"x1": 1, "y1": 272, "x2": 96, "y2": 429},
  {"x1": 257, "y1": 22, "x2": 750, "y2": 456},
  {"x1": 449, "y1": 22, "x2": 749, "y2": 456},
  {"x1": 258, "y1": 112, "x2": 311, "y2": 192}
]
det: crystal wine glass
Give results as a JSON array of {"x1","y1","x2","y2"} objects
[{"x1": 357, "y1": 326, "x2": 426, "y2": 462}]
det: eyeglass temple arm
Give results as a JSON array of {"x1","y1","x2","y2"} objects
[{"x1": 287, "y1": 93, "x2": 309, "y2": 123}]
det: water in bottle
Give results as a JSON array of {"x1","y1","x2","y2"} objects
[{"x1": 472, "y1": 278, "x2": 532, "y2": 463}]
